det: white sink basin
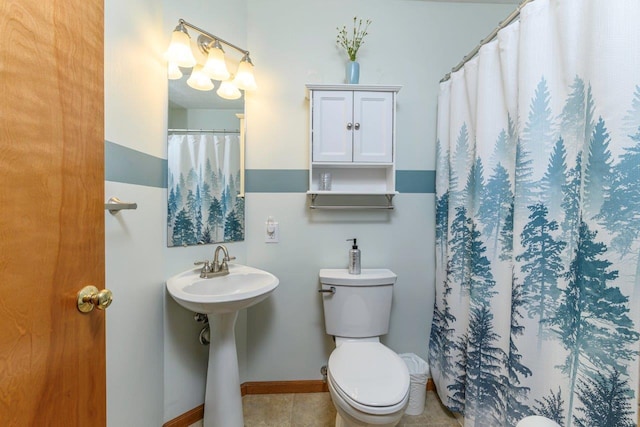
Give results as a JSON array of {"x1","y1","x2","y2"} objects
[{"x1": 166, "y1": 264, "x2": 279, "y2": 314}]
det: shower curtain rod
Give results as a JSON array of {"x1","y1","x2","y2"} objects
[
  {"x1": 168, "y1": 128, "x2": 240, "y2": 134},
  {"x1": 440, "y1": 0, "x2": 533, "y2": 83}
]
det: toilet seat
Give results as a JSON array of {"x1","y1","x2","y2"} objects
[{"x1": 327, "y1": 341, "x2": 410, "y2": 415}]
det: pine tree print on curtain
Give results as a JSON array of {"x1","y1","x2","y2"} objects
[
  {"x1": 167, "y1": 132, "x2": 245, "y2": 246},
  {"x1": 430, "y1": 1, "x2": 640, "y2": 426}
]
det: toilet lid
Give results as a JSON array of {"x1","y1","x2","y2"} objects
[{"x1": 328, "y1": 342, "x2": 409, "y2": 408}]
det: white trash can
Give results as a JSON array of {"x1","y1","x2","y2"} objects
[
  {"x1": 516, "y1": 416, "x2": 561, "y2": 427},
  {"x1": 399, "y1": 353, "x2": 429, "y2": 415}
]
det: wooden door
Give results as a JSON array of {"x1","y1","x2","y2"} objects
[{"x1": 0, "y1": 0, "x2": 106, "y2": 425}]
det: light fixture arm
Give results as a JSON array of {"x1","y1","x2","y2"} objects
[{"x1": 178, "y1": 19, "x2": 250, "y2": 58}]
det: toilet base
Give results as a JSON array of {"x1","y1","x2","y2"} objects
[
  {"x1": 328, "y1": 377, "x2": 405, "y2": 427},
  {"x1": 335, "y1": 412, "x2": 400, "y2": 427}
]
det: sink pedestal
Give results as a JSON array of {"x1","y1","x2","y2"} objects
[
  {"x1": 166, "y1": 263, "x2": 279, "y2": 427},
  {"x1": 204, "y1": 311, "x2": 243, "y2": 427}
]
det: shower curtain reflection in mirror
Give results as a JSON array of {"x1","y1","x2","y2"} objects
[{"x1": 167, "y1": 132, "x2": 244, "y2": 246}]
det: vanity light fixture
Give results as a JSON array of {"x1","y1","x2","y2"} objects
[
  {"x1": 232, "y1": 54, "x2": 258, "y2": 92},
  {"x1": 202, "y1": 39, "x2": 230, "y2": 81},
  {"x1": 187, "y1": 64, "x2": 214, "y2": 91},
  {"x1": 217, "y1": 78, "x2": 242, "y2": 100},
  {"x1": 167, "y1": 22, "x2": 197, "y2": 68},
  {"x1": 167, "y1": 62, "x2": 183, "y2": 80},
  {"x1": 166, "y1": 19, "x2": 257, "y2": 97}
]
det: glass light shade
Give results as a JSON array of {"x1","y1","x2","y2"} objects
[
  {"x1": 187, "y1": 65, "x2": 214, "y2": 91},
  {"x1": 217, "y1": 80, "x2": 242, "y2": 100},
  {"x1": 202, "y1": 44, "x2": 230, "y2": 81},
  {"x1": 233, "y1": 59, "x2": 257, "y2": 91},
  {"x1": 166, "y1": 28, "x2": 196, "y2": 68},
  {"x1": 167, "y1": 62, "x2": 183, "y2": 80}
]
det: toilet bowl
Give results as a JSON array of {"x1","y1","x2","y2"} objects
[
  {"x1": 327, "y1": 339, "x2": 410, "y2": 426},
  {"x1": 319, "y1": 269, "x2": 411, "y2": 427}
]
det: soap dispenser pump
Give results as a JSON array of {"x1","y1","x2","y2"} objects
[{"x1": 347, "y1": 238, "x2": 361, "y2": 275}]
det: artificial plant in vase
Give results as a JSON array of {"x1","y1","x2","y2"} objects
[{"x1": 336, "y1": 17, "x2": 371, "y2": 84}]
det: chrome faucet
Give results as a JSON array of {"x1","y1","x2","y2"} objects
[
  {"x1": 212, "y1": 245, "x2": 235, "y2": 275},
  {"x1": 195, "y1": 245, "x2": 236, "y2": 278}
]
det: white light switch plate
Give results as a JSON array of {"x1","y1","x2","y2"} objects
[{"x1": 265, "y1": 221, "x2": 279, "y2": 243}]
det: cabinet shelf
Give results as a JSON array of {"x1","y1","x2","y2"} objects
[
  {"x1": 308, "y1": 193, "x2": 396, "y2": 210},
  {"x1": 310, "y1": 162, "x2": 394, "y2": 167},
  {"x1": 306, "y1": 84, "x2": 402, "y2": 93},
  {"x1": 309, "y1": 164, "x2": 394, "y2": 193},
  {"x1": 306, "y1": 190, "x2": 398, "y2": 196}
]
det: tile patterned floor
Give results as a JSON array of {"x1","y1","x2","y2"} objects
[
  {"x1": 189, "y1": 391, "x2": 460, "y2": 427},
  {"x1": 188, "y1": 392, "x2": 640, "y2": 426}
]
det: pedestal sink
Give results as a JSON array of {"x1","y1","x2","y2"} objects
[{"x1": 167, "y1": 263, "x2": 279, "y2": 427}]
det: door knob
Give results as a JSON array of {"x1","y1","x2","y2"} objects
[{"x1": 77, "y1": 285, "x2": 113, "y2": 313}]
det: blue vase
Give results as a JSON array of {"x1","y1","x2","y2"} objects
[{"x1": 346, "y1": 61, "x2": 360, "y2": 84}]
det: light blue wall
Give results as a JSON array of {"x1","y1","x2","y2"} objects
[
  {"x1": 168, "y1": 107, "x2": 244, "y2": 130},
  {"x1": 104, "y1": 0, "x2": 517, "y2": 424},
  {"x1": 243, "y1": 0, "x2": 515, "y2": 383},
  {"x1": 104, "y1": 0, "x2": 166, "y2": 424}
]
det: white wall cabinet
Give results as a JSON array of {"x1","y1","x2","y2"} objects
[{"x1": 306, "y1": 84, "x2": 401, "y2": 198}]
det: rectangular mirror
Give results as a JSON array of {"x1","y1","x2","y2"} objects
[{"x1": 167, "y1": 76, "x2": 245, "y2": 247}]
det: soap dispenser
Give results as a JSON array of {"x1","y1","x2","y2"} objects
[{"x1": 347, "y1": 238, "x2": 361, "y2": 275}]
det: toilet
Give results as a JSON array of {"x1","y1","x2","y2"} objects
[{"x1": 320, "y1": 269, "x2": 410, "y2": 427}]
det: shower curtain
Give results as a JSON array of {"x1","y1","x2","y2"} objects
[
  {"x1": 167, "y1": 132, "x2": 244, "y2": 246},
  {"x1": 430, "y1": 1, "x2": 640, "y2": 426}
]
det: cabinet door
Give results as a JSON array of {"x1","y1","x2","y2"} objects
[
  {"x1": 352, "y1": 91, "x2": 393, "y2": 163},
  {"x1": 312, "y1": 91, "x2": 353, "y2": 162}
]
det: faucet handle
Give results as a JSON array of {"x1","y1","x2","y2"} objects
[
  {"x1": 220, "y1": 256, "x2": 235, "y2": 271},
  {"x1": 195, "y1": 260, "x2": 212, "y2": 271},
  {"x1": 195, "y1": 260, "x2": 212, "y2": 278}
]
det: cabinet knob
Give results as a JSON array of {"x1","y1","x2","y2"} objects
[
  {"x1": 346, "y1": 122, "x2": 353, "y2": 130},
  {"x1": 354, "y1": 123, "x2": 360, "y2": 130}
]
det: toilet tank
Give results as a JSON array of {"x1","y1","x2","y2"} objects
[{"x1": 319, "y1": 269, "x2": 397, "y2": 338}]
